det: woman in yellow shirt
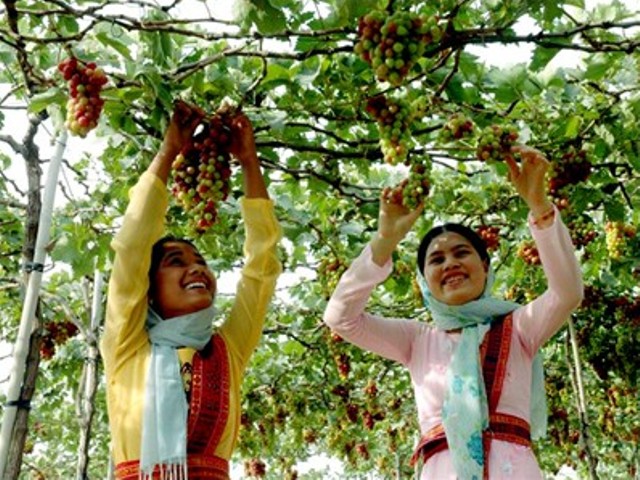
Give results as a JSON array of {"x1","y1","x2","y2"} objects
[{"x1": 100, "y1": 101, "x2": 282, "y2": 479}]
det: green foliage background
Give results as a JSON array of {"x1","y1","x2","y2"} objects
[{"x1": 0, "y1": 0, "x2": 639, "y2": 478}]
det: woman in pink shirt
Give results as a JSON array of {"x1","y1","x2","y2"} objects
[{"x1": 323, "y1": 145, "x2": 583, "y2": 479}]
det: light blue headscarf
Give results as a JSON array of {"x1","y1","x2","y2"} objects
[
  {"x1": 416, "y1": 267, "x2": 546, "y2": 479},
  {"x1": 140, "y1": 304, "x2": 215, "y2": 479}
]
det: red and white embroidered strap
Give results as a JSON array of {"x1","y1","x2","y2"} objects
[
  {"x1": 116, "y1": 334, "x2": 232, "y2": 480},
  {"x1": 410, "y1": 314, "x2": 532, "y2": 478}
]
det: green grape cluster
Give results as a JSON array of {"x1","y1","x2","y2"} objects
[
  {"x1": 318, "y1": 256, "x2": 348, "y2": 299},
  {"x1": 604, "y1": 221, "x2": 636, "y2": 260},
  {"x1": 475, "y1": 124, "x2": 519, "y2": 162},
  {"x1": 567, "y1": 219, "x2": 598, "y2": 250},
  {"x1": 171, "y1": 107, "x2": 235, "y2": 232},
  {"x1": 355, "y1": 10, "x2": 442, "y2": 85},
  {"x1": 401, "y1": 156, "x2": 431, "y2": 209},
  {"x1": 366, "y1": 95, "x2": 414, "y2": 165},
  {"x1": 382, "y1": 157, "x2": 431, "y2": 210},
  {"x1": 439, "y1": 113, "x2": 474, "y2": 142}
]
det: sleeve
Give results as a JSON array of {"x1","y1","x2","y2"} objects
[
  {"x1": 514, "y1": 207, "x2": 584, "y2": 355},
  {"x1": 322, "y1": 244, "x2": 421, "y2": 366},
  {"x1": 219, "y1": 198, "x2": 282, "y2": 370},
  {"x1": 100, "y1": 172, "x2": 168, "y2": 374}
]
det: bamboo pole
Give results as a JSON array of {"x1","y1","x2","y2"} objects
[
  {"x1": 75, "y1": 269, "x2": 104, "y2": 479},
  {"x1": 566, "y1": 316, "x2": 599, "y2": 480},
  {"x1": 0, "y1": 129, "x2": 68, "y2": 478}
]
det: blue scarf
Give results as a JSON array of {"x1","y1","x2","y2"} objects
[
  {"x1": 140, "y1": 304, "x2": 215, "y2": 479},
  {"x1": 416, "y1": 268, "x2": 546, "y2": 479}
]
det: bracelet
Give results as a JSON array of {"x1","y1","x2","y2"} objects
[{"x1": 532, "y1": 206, "x2": 555, "y2": 226}]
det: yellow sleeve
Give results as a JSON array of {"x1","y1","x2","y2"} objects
[
  {"x1": 100, "y1": 172, "x2": 168, "y2": 375},
  {"x1": 219, "y1": 198, "x2": 282, "y2": 370}
]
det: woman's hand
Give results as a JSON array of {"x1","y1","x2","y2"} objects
[
  {"x1": 505, "y1": 145, "x2": 554, "y2": 217},
  {"x1": 149, "y1": 100, "x2": 206, "y2": 184},
  {"x1": 378, "y1": 187, "x2": 424, "y2": 242},
  {"x1": 160, "y1": 100, "x2": 206, "y2": 159},
  {"x1": 228, "y1": 111, "x2": 259, "y2": 168},
  {"x1": 227, "y1": 111, "x2": 269, "y2": 199},
  {"x1": 371, "y1": 186, "x2": 424, "y2": 266}
]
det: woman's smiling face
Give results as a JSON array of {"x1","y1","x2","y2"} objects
[
  {"x1": 423, "y1": 232, "x2": 488, "y2": 306},
  {"x1": 149, "y1": 241, "x2": 217, "y2": 319}
]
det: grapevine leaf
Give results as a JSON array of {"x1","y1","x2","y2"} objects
[{"x1": 28, "y1": 89, "x2": 66, "y2": 113}]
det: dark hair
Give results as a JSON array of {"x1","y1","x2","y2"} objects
[
  {"x1": 417, "y1": 223, "x2": 490, "y2": 274},
  {"x1": 148, "y1": 235, "x2": 198, "y2": 283}
]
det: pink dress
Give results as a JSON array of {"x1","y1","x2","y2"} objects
[{"x1": 323, "y1": 213, "x2": 583, "y2": 479}]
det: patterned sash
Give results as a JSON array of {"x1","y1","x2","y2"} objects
[
  {"x1": 115, "y1": 334, "x2": 231, "y2": 479},
  {"x1": 410, "y1": 314, "x2": 532, "y2": 478}
]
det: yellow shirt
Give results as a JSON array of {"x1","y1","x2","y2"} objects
[{"x1": 100, "y1": 172, "x2": 282, "y2": 465}]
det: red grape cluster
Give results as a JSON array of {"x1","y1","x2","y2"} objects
[
  {"x1": 549, "y1": 148, "x2": 592, "y2": 196},
  {"x1": 366, "y1": 95, "x2": 414, "y2": 165},
  {"x1": 382, "y1": 157, "x2": 431, "y2": 210},
  {"x1": 355, "y1": 10, "x2": 442, "y2": 85},
  {"x1": 476, "y1": 124, "x2": 519, "y2": 162},
  {"x1": 476, "y1": 225, "x2": 501, "y2": 252},
  {"x1": 40, "y1": 320, "x2": 79, "y2": 360},
  {"x1": 517, "y1": 241, "x2": 541, "y2": 265},
  {"x1": 171, "y1": 108, "x2": 235, "y2": 232},
  {"x1": 302, "y1": 429, "x2": 317, "y2": 444},
  {"x1": 604, "y1": 221, "x2": 636, "y2": 260},
  {"x1": 439, "y1": 113, "x2": 474, "y2": 142},
  {"x1": 334, "y1": 352, "x2": 351, "y2": 379},
  {"x1": 364, "y1": 380, "x2": 378, "y2": 397},
  {"x1": 346, "y1": 403, "x2": 359, "y2": 423},
  {"x1": 58, "y1": 57, "x2": 108, "y2": 138},
  {"x1": 362, "y1": 410, "x2": 385, "y2": 430},
  {"x1": 244, "y1": 458, "x2": 266, "y2": 478},
  {"x1": 355, "y1": 443, "x2": 370, "y2": 460}
]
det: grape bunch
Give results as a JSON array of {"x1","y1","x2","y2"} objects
[
  {"x1": 517, "y1": 241, "x2": 541, "y2": 265},
  {"x1": 244, "y1": 458, "x2": 266, "y2": 478},
  {"x1": 355, "y1": 10, "x2": 442, "y2": 85},
  {"x1": 476, "y1": 225, "x2": 501, "y2": 252},
  {"x1": 318, "y1": 256, "x2": 348, "y2": 299},
  {"x1": 58, "y1": 57, "x2": 108, "y2": 138},
  {"x1": 604, "y1": 221, "x2": 636, "y2": 260},
  {"x1": 475, "y1": 124, "x2": 519, "y2": 163},
  {"x1": 171, "y1": 108, "x2": 235, "y2": 232},
  {"x1": 567, "y1": 219, "x2": 598, "y2": 250},
  {"x1": 334, "y1": 352, "x2": 351, "y2": 379},
  {"x1": 439, "y1": 113, "x2": 474, "y2": 143},
  {"x1": 382, "y1": 157, "x2": 431, "y2": 210},
  {"x1": 355, "y1": 443, "x2": 370, "y2": 460},
  {"x1": 40, "y1": 320, "x2": 79, "y2": 360},
  {"x1": 366, "y1": 95, "x2": 414, "y2": 165},
  {"x1": 549, "y1": 148, "x2": 592, "y2": 197}
]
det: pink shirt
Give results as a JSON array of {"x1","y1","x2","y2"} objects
[{"x1": 323, "y1": 213, "x2": 583, "y2": 479}]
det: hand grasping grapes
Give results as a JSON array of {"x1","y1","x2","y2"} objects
[
  {"x1": 379, "y1": 186, "x2": 425, "y2": 242},
  {"x1": 228, "y1": 111, "x2": 259, "y2": 168},
  {"x1": 161, "y1": 100, "x2": 206, "y2": 159},
  {"x1": 505, "y1": 145, "x2": 552, "y2": 216},
  {"x1": 370, "y1": 183, "x2": 424, "y2": 266}
]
